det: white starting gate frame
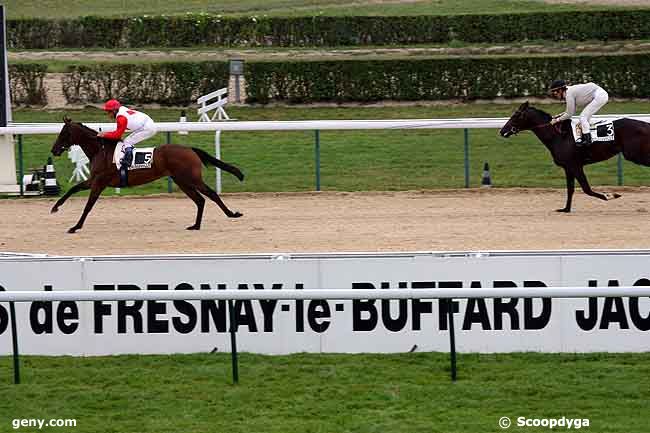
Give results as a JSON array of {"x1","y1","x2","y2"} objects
[
  {"x1": 197, "y1": 87, "x2": 231, "y2": 194},
  {"x1": 68, "y1": 145, "x2": 90, "y2": 182}
]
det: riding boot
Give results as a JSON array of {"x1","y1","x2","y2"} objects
[
  {"x1": 119, "y1": 146, "x2": 134, "y2": 187},
  {"x1": 122, "y1": 146, "x2": 134, "y2": 166},
  {"x1": 119, "y1": 165, "x2": 128, "y2": 187},
  {"x1": 577, "y1": 133, "x2": 592, "y2": 161}
]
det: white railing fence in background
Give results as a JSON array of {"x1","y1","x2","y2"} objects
[
  {"x1": 3, "y1": 115, "x2": 650, "y2": 134},
  {"x1": 3, "y1": 114, "x2": 649, "y2": 194}
]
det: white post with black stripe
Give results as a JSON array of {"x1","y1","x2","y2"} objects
[{"x1": 43, "y1": 156, "x2": 60, "y2": 195}]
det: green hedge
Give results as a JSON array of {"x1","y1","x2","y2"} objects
[
  {"x1": 53, "y1": 53, "x2": 650, "y2": 105},
  {"x1": 61, "y1": 62, "x2": 230, "y2": 106},
  {"x1": 9, "y1": 64, "x2": 48, "y2": 105},
  {"x1": 244, "y1": 54, "x2": 650, "y2": 103},
  {"x1": 7, "y1": 10, "x2": 650, "y2": 49}
]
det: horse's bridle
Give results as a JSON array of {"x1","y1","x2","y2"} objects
[{"x1": 508, "y1": 121, "x2": 559, "y2": 136}]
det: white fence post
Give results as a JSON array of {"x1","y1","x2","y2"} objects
[
  {"x1": 215, "y1": 130, "x2": 221, "y2": 193},
  {"x1": 0, "y1": 134, "x2": 18, "y2": 193}
]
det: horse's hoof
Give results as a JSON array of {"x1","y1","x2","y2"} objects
[
  {"x1": 51, "y1": 207, "x2": 59, "y2": 214},
  {"x1": 556, "y1": 208, "x2": 571, "y2": 213},
  {"x1": 67, "y1": 227, "x2": 78, "y2": 234},
  {"x1": 230, "y1": 211, "x2": 243, "y2": 218},
  {"x1": 611, "y1": 193, "x2": 622, "y2": 200},
  {"x1": 186, "y1": 225, "x2": 200, "y2": 230}
]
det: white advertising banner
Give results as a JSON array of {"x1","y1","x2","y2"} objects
[{"x1": 1, "y1": 251, "x2": 649, "y2": 355}]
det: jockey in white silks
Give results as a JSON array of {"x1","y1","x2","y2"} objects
[
  {"x1": 97, "y1": 99, "x2": 157, "y2": 187},
  {"x1": 549, "y1": 80, "x2": 609, "y2": 147}
]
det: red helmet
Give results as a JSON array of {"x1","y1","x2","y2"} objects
[{"x1": 103, "y1": 99, "x2": 121, "y2": 112}]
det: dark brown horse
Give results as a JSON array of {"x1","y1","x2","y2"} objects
[
  {"x1": 500, "y1": 102, "x2": 650, "y2": 212},
  {"x1": 50, "y1": 117, "x2": 244, "y2": 233}
]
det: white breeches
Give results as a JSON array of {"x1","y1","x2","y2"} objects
[
  {"x1": 113, "y1": 120, "x2": 157, "y2": 166},
  {"x1": 579, "y1": 89, "x2": 608, "y2": 134}
]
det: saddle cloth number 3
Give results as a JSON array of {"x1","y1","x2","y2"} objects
[{"x1": 594, "y1": 122, "x2": 615, "y2": 142}]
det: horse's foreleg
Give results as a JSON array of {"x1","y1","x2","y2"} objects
[
  {"x1": 197, "y1": 182, "x2": 242, "y2": 218},
  {"x1": 51, "y1": 180, "x2": 90, "y2": 213},
  {"x1": 556, "y1": 169, "x2": 575, "y2": 213},
  {"x1": 174, "y1": 180, "x2": 206, "y2": 230},
  {"x1": 67, "y1": 185, "x2": 105, "y2": 233},
  {"x1": 574, "y1": 168, "x2": 621, "y2": 203}
]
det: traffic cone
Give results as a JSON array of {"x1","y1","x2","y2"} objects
[
  {"x1": 43, "y1": 157, "x2": 61, "y2": 196},
  {"x1": 481, "y1": 162, "x2": 492, "y2": 188}
]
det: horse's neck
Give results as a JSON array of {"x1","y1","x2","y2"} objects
[
  {"x1": 532, "y1": 127, "x2": 556, "y2": 146},
  {"x1": 530, "y1": 116, "x2": 564, "y2": 151},
  {"x1": 80, "y1": 141, "x2": 101, "y2": 159},
  {"x1": 72, "y1": 130, "x2": 103, "y2": 159}
]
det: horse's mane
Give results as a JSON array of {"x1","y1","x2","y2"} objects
[
  {"x1": 528, "y1": 105, "x2": 553, "y2": 123},
  {"x1": 74, "y1": 121, "x2": 118, "y2": 147},
  {"x1": 528, "y1": 105, "x2": 572, "y2": 137},
  {"x1": 75, "y1": 121, "x2": 99, "y2": 136}
]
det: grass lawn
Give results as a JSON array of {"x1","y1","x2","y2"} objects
[
  {"x1": 3, "y1": 0, "x2": 646, "y2": 19},
  {"x1": 1, "y1": 352, "x2": 649, "y2": 432},
  {"x1": 9, "y1": 101, "x2": 650, "y2": 197}
]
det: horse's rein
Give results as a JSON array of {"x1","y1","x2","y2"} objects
[{"x1": 531, "y1": 122, "x2": 561, "y2": 133}]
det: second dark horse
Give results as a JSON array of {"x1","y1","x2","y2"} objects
[{"x1": 500, "y1": 102, "x2": 650, "y2": 212}]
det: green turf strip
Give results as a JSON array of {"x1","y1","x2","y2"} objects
[{"x1": 1, "y1": 352, "x2": 649, "y2": 432}]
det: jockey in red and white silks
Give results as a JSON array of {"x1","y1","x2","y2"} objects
[{"x1": 98, "y1": 99, "x2": 157, "y2": 167}]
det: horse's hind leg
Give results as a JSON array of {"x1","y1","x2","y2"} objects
[
  {"x1": 174, "y1": 179, "x2": 205, "y2": 230},
  {"x1": 51, "y1": 180, "x2": 91, "y2": 213},
  {"x1": 574, "y1": 167, "x2": 621, "y2": 203},
  {"x1": 197, "y1": 181, "x2": 242, "y2": 218}
]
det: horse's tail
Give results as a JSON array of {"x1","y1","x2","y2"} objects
[{"x1": 191, "y1": 147, "x2": 244, "y2": 182}]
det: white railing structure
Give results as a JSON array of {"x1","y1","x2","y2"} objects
[
  {"x1": 2, "y1": 114, "x2": 650, "y2": 193},
  {"x1": 67, "y1": 145, "x2": 90, "y2": 182},
  {"x1": 197, "y1": 88, "x2": 230, "y2": 122},
  {"x1": 2, "y1": 285, "x2": 649, "y2": 384},
  {"x1": 197, "y1": 88, "x2": 231, "y2": 192},
  {"x1": 1, "y1": 286, "x2": 650, "y2": 302},
  {"x1": 4, "y1": 114, "x2": 650, "y2": 135}
]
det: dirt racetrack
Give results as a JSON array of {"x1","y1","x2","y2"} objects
[{"x1": 1, "y1": 188, "x2": 650, "y2": 256}]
